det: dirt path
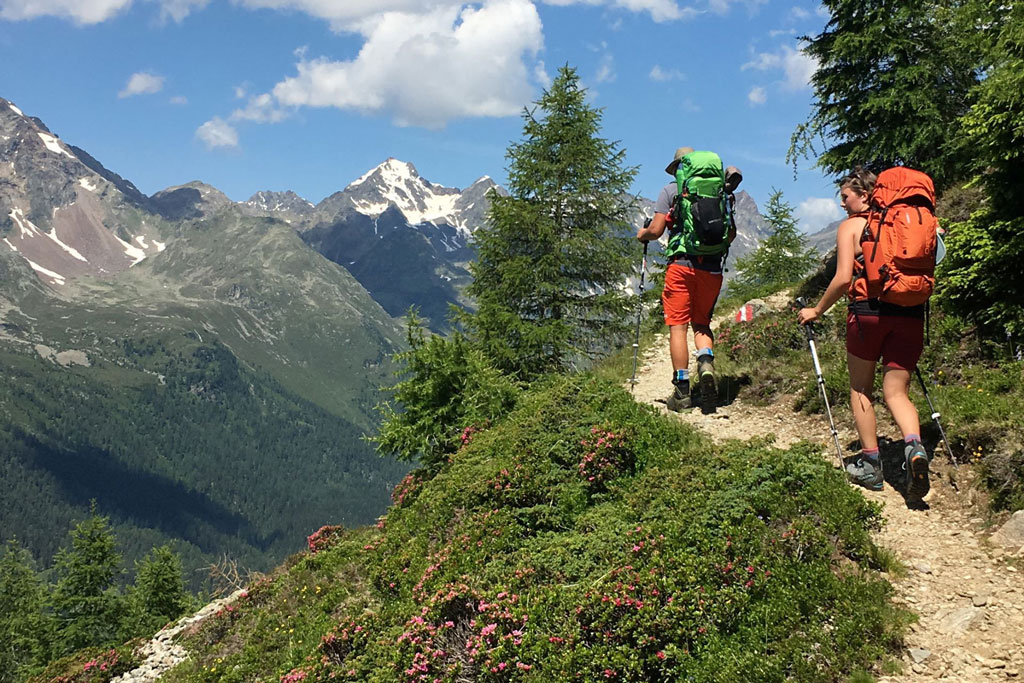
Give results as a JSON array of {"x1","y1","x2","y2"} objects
[{"x1": 629, "y1": 321, "x2": 1024, "y2": 681}]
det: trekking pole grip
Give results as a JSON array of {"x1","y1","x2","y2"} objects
[{"x1": 795, "y1": 296, "x2": 816, "y2": 340}]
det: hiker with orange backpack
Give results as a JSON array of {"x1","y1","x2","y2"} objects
[
  {"x1": 798, "y1": 167, "x2": 937, "y2": 500},
  {"x1": 636, "y1": 147, "x2": 742, "y2": 414}
]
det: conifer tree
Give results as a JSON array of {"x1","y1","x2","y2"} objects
[
  {"x1": 464, "y1": 65, "x2": 637, "y2": 380},
  {"x1": 51, "y1": 505, "x2": 125, "y2": 655},
  {"x1": 790, "y1": 0, "x2": 983, "y2": 191},
  {"x1": 730, "y1": 190, "x2": 818, "y2": 300},
  {"x1": 940, "y1": 2, "x2": 1024, "y2": 335},
  {"x1": 0, "y1": 539, "x2": 51, "y2": 681},
  {"x1": 124, "y1": 545, "x2": 191, "y2": 636}
]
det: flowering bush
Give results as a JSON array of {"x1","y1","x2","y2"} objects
[
  {"x1": 577, "y1": 426, "x2": 634, "y2": 490},
  {"x1": 167, "y1": 375, "x2": 906, "y2": 682},
  {"x1": 307, "y1": 525, "x2": 346, "y2": 555}
]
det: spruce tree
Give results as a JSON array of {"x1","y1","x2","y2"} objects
[
  {"x1": 124, "y1": 545, "x2": 191, "y2": 636},
  {"x1": 464, "y1": 65, "x2": 637, "y2": 380},
  {"x1": 940, "y1": 2, "x2": 1024, "y2": 335},
  {"x1": 0, "y1": 539, "x2": 51, "y2": 681},
  {"x1": 729, "y1": 190, "x2": 819, "y2": 300},
  {"x1": 51, "y1": 505, "x2": 125, "y2": 655},
  {"x1": 790, "y1": 0, "x2": 983, "y2": 191}
]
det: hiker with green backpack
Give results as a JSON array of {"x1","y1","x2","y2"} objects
[{"x1": 636, "y1": 147, "x2": 742, "y2": 414}]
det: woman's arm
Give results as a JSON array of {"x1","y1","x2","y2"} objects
[{"x1": 797, "y1": 218, "x2": 861, "y2": 324}]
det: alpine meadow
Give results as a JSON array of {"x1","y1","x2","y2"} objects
[{"x1": 1, "y1": 1, "x2": 1024, "y2": 682}]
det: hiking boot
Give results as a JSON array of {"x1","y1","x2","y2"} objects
[
  {"x1": 843, "y1": 454, "x2": 884, "y2": 491},
  {"x1": 697, "y1": 354, "x2": 716, "y2": 415},
  {"x1": 904, "y1": 440, "x2": 931, "y2": 500},
  {"x1": 664, "y1": 382, "x2": 695, "y2": 412}
]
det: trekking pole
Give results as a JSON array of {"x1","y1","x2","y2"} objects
[
  {"x1": 795, "y1": 297, "x2": 845, "y2": 468},
  {"x1": 914, "y1": 367, "x2": 958, "y2": 470},
  {"x1": 629, "y1": 239, "x2": 649, "y2": 392}
]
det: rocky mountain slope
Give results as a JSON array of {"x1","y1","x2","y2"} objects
[{"x1": 0, "y1": 98, "x2": 409, "y2": 580}]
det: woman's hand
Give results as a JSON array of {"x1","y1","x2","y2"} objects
[{"x1": 797, "y1": 307, "x2": 819, "y2": 325}]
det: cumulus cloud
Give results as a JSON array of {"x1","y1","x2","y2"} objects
[
  {"x1": 195, "y1": 117, "x2": 239, "y2": 149},
  {"x1": 231, "y1": 93, "x2": 290, "y2": 123},
  {"x1": 796, "y1": 196, "x2": 844, "y2": 233},
  {"x1": 0, "y1": 0, "x2": 206, "y2": 23},
  {"x1": 649, "y1": 64, "x2": 684, "y2": 81},
  {"x1": 269, "y1": 0, "x2": 544, "y2": 129},
  {"x1": 742, "y1": 43, "x2": 817, "y2": 90},
  {"x1": 747, "y1": 86, "x2": 766, "y2": 105},
  {"x1": 118, "y1": 72, "x2": 165, "y2": 98},
  {"x1": 0, "y1": 0, "x2": 132, "y2": 23}
]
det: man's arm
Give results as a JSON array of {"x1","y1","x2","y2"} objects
[{"x1": 637, "y1": 213, "x2": 667, "y2": 242}]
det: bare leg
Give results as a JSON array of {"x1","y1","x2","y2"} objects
[
  {"x1": 882, "y1": 367, "x2": 921, "y2": 438},
  {"x1": 692, "y1": 323, "x2": 713, "y2": 354},
  {"x1": 848, "y1": 353, "x2": 878, "y2": 451},
  {"x1": 668, "y1": 324, "x2": 689, "y2": 372}
]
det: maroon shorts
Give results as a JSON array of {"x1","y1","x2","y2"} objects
[
  {"x1": 662, "y1": 263, "x2": 722, "y2": 327},
  {"x1": 846, "y1": 313, "x2": 924, "y2": 371}
]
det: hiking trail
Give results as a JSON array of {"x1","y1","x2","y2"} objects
[{"x1": 628, "y1": 294, "x2": 1024, "y2": 681}]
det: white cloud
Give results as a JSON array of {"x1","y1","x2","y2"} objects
[
  {"x1": 649, "y1": 64, "x2": 684, "y2": 81},
  {"x1": 742, "y1": 43, "x2": 816, "y2": 90},
  {"x1": 0, "y1": 0, "x2": 206, "y2": 23},
  {"x1": 159, "y1": 0, "x2": 208, "y2": 22},
  {"x1": 796, "y1": 196, "x2": 844, "y2": 233},
  {"x1": 595, "y1": 54, "x2": 615, "y2": 83},
  {"x1": 231, "y1": 93, "x2": 290, "y2": 123},
  {"x1": 540, "y1": 0, "x2": 697, "y2": 22},
  {"x1": 270, "y1": 0, "x2": 544, "y2": 129},
  {"x1": 195, "y1": 117, "x2": 239, "y2": 149},
  {"x1": 747, "y1": 86, "x2": 766, "y2": 105},
  {"x1": 169, "y1": 95, "x2": 188, "y2": 105},
  {"x1": 788, "y1": 5, "x2": 809, "y2": 20},
  {"x1": 118, "y1": 72, "x2": 165, "y2": 98},
  {"x1": 0, "y1": 0, "x2": 132, "y2": 24},
  {"x1": 534, "y1": 60, "x2": 552, "y2": 88}
]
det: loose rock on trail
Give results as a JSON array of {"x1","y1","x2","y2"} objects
[{"x1": 629, "y1": 311, "x2": 1024, "y2": 682}]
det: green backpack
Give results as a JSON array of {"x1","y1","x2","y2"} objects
[{"x1": 666, "y1": 150, "x2": 733, "y2": 259}]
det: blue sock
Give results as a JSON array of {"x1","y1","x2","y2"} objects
[
  {"x1": 862, "y1": 447, "x2": 880, "y2": 461},
  {"x1": 697, "y1": 348, "x2": 714, "y2": 359},
  {"x1": 904, "y1": 434, "x2": 921, "y2": 443},
  {"x1": 673, "y1": 369, "x2": 689, "y2": 384}
]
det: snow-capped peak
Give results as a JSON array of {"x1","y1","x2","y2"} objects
[{"x1": 348, "y1": 157, "x2": 419, "y2": 190}]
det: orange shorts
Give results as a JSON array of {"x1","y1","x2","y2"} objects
[{"x1": 662, "y1": 263, "x2": 723, "y2": 327}]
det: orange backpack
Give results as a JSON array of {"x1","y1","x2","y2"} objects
[{"x1": 850, "y1": 167, "x2": 938, "y2": 307}]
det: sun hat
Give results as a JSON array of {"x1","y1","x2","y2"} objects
[{"x1": 664, "y1": 146, "x2": 695, "y2": 175}]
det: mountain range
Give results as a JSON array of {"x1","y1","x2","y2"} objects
[{"x1": 0, "y1": 94, "x2": 773, "y2": 580}]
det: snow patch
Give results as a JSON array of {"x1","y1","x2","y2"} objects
[
  {"x1": 37, "y1": 132, "x2": 76, "y2": 159},
  {"x1": 26, "y1": 259, "x2": 65, "y2": 285},
  {"x1": 45, "y1": 228, "x2": 88, "y2": 261},
  {"x1": 3, "y1": 237, "x2": 17, "y2": 252},
  {"x1": 9, "y1": 103, "x2": 23, "y2": 116},
  {"x1": 114, "y1": 234, "x2": 147, "y2": 266},
  {"x1": 9, "y1": 208, "x2": 43, "y2": 239},
  {"x1": 79, "y1": 177, "x2": 99, "y2": 192},
  {"x1": 135, "y1": 235, "x2": 148, "y2": 249},
  {"x1": 153, "y1": 240, "x2": 166, "y2": 252}
]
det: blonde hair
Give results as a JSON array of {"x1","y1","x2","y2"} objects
[{"x1": 838, "y1": 167, "x2": 877, "y2": 197}]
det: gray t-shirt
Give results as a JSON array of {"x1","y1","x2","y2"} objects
[{"x1": 654, "y1": 182, "x2": 675, "y2": 215}]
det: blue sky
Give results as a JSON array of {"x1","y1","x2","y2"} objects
[{"x1": 0, "y1": 0, "x2": 846, "y2": 232}]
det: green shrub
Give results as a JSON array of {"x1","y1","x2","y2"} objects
[{"x1": 167, "y1": 375, "x2": 908, "y2": 682}]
